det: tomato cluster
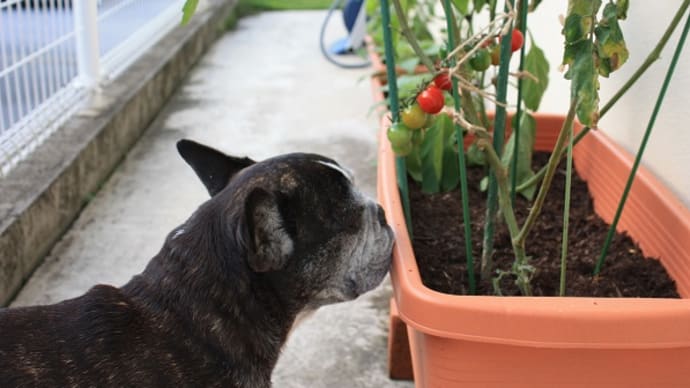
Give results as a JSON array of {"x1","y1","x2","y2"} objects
[
  {"x1": 387, "y1": 29, "x2": 525, "y2": 156},
  {"x1": 387, "y1": 74, "x2": 452, "y2": 156}
]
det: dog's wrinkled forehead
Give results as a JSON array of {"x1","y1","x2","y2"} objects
[{"x1": 236, "y1": 153, "x2": 354, "y2": 194}]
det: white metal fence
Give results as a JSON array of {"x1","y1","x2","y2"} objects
[{"x1": 0, "y1": 0, "x2": 185, "y2": 176}]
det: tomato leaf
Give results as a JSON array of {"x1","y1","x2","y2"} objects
[
  {"x1": 398, "y1": 57, "x2": 421, "y2": 74},
  {"x1": 181, "y1": 0, "x2": 199, "y2": 25},
  {"x1": 472, "y1": 0, "x2": 487, "y2": 12},
  {"x1": 595, "y1": 2, "x2": 629, "y2": 77},
  {"x1": 466, "y1": 142, "x2": 486, "y2": 166},
  {"x1": 502, "y1": 112, "x2": 537, "y2": 200},
  {"x1": 406, "y1": 146, "x2": 423, "y2": 182},
  {"x1": 420, "y1": 114, "x2": 454, "y2": 193},
  {"x1": 451, "y1": 0, "x2": 470, "y2": 14},
  {"x1": 562, "y1": 0, "x2": 603, "y2": 127},
  {"x1": 615, "y1": 0, "x2": 628, "y2": 19},
  {"x1": 565, "y1": 40, "x2": 600, "y2": 127},
  {"x1": 441, "y1": 147, "x2": 460, "y2": 192},
  {"x1": 529, "y1": 0, "x2": 543, "y2": 12},
  {"x1": 522, "y1": 39, "x2": 549, "y2": 111}
]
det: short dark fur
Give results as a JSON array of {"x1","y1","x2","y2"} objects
[{"x1": 0, "y1": 140, "x2": 393, "y2": 387}]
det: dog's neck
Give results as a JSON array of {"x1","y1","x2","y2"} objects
[{"x1": 120, "y1": 205, "x2": 303, "y2": 383}]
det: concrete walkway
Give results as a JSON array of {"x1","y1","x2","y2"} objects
[{"x1": 11, "y1": 10, "x2": 413, "y2": 388}]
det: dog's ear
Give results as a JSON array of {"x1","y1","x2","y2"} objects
[
  {"x1": 177, "y1": 139, "x2": 255, "y2": 196},
  {"x1": 245, "y1": 188, "x2": 293, "y2": 272}
]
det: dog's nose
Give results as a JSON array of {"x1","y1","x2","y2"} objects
[{"x1": 376, "y1": 205, "x2": 387, "y2": 226}]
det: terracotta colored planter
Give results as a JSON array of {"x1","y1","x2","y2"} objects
[{"x1": 377, "y1": 114, "x2": 690, "y2": 387}]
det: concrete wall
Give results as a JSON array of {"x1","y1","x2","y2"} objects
[
  {"x1": 529, "y1": 1, "x2": 690, "y2": 208},
  {"x1": 0, "y1": 0, "x2": 238, "y2": 306}
]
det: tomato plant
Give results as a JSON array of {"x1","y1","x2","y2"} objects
[{"x1": 416, "y1": 86, "x2": 445, "y2": 114}]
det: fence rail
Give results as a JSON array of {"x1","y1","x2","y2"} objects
[{"x1": 0, "y1": 0, "x2": 185, "y2": 176}]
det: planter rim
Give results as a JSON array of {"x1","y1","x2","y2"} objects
[{"x1": 377, "y1": 113, "x2": 690, "y2": 349}]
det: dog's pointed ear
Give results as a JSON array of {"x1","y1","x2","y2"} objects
[
  {"x1": 245, "y1": 188, "x2": 293, "y2": 273},
  {"x1": 177, "y1": 139, "x2": 255, "y2": 196}
]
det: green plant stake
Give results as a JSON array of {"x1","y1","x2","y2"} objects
[
  {"x1": 559, "y1": 121, "x2": 574, "y2": 296},
  {"x1": 511, "y1": 0, "x2": 529, "y2": 204},
  {"x1": 595, "y1": 8, "x2": 690, "y2": 275},
  {"x1": 379, "y1": 0, "x2": 412, "y2": 232},
  {"x1": 442, "y1": 0, "x2": 475, "y2": 295},
  {"x1": 481, "y1": 0, "x2": 514, "y2": 280}
]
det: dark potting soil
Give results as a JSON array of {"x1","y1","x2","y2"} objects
[{"x1": 409, "y1": 152, "x2": 680, "y2": 297}]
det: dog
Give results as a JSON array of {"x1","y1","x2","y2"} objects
[{"x1": 0, "y1": 139, "x2": 394, "y2": 387}]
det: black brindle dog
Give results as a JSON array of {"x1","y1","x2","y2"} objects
[{"x1": 0, "y1": 140, "x2": 394, "y2": 387}]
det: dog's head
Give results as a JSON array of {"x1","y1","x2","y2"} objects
[{"x1": 176, "y1": 140, "x2": 394, "y2": 308}]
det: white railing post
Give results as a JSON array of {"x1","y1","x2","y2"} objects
[{"x1": 72, "y1": 0, "x2": 101, "y2": 89}]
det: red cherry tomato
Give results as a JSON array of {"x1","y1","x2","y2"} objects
[
  {"x1": 510, "y1": 29, "x2": 524, "y2": 52},
  {"x1": 499, "y1": 29, "x2": 524, "y2": 53},
  {"x1": 416, "y1": 86, "x2": 445, "y2": 114},
  {"x1": 433, "y1": 72, "x2": 452, "y2": 91}
]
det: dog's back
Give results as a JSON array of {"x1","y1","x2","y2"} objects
[{"x1": 0, "y1": 285, "x2": 235, "y2": 387}]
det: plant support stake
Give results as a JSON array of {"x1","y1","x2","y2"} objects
[
  {"x1": 379, "y1": 0, "x2": 412, "y2": 232},
  {"x1": 442, "y1": 0, "x2": 476, "y2": 295},
  {"x1": 511, "y1": 0, "x2": 529, "y2": 203},
  {"x1": 481, "y1": 0, "x2": 514, "y2": 280},
  {"x1": 595, "y1": 7, "x2": 690, "y2": 275},
  {"x1": 559, "y1": 122, "x2": 574, "y2": 296}
]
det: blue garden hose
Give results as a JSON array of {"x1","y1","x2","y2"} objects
[{"x1": 319, "y1": 0, "x2": 371, "y2": 69}]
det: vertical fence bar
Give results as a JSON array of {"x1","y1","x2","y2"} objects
[
  {"x1": 7, "y1": 5, "x2": 22, "y2": 122},
  {"x1": 58, "y1": 0, "x2": 71, "y2": 90},
  {"x1": 73, "y1": 0, "x2": 101, "y2": 89},
  {"x1": 0, "y1": 6, "x2": 9, "y2": 132},
  {"x1": 29, "y1": 5, "x2": 42, "y2": 120}
]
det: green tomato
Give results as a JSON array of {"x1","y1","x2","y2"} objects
[
  {"x1": 387, "y1": 123, "x2": 412, "y2": 147},
  {"x1": 391, "y1": 141, "x2": 413, "y2": 156},
  {"x1": 470, "y1": 49, "x2": 491, "y2": 72},
  {"x1": 401, "y1": 104, "x2": 427, "y2": 130},
  {"x1": 387, "y1": 123, "x2": 413, "y2": 156}
]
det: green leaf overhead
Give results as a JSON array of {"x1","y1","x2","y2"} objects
[
  {"x1": 615, "y1": 0, "x2": 629, "y2": 19},
  {"x1": 565, "y1": 40, "x2": 600, "y2": 127},
  {"x1": 595, "y1": 2, "x2": 629, "y2": 77},
  {"x1": 562, "y1": 0, "x2": 601, "y2": 44},
  {"x1": 562, "y1": 0, "x2": 601, "y2": 127}
]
